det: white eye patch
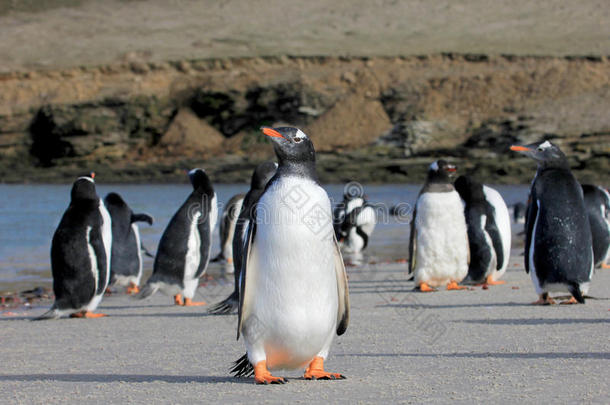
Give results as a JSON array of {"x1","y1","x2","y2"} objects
[
  {"x1": 538, "y1": 140, "x2": 552, "y2": 149},
  {"x1": 77, "y1": 176, "x2": 94, "y2": 183},
  {"x1": 294, "y1": 129, "x2": 308, "y2": 141}
]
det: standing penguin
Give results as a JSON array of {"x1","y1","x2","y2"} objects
[
  {"x1": 408, "y1": 160, "x2": 469, "y2": 292},
  {"x1": 334, "y1": 190, "x2": 376, "y2": 253},
  {"x1": 104, "y1": 192, "x2": 154, "y2": 294},
  {"x1": 211, "y1": 193, "x2": 246, "y2": 269},
  {"x1": 208, "y1": 161, "x2": 277, "y2": 315},
  {"x1": 454, "y1": 176, "x2": 511, "y2": 285},
  {"x1": 36, "y1": 173, "x2": 112, "y2": 319},
  {"x1": 582, "y1": 184, "x2": 610, "y2": 269},
  {"x1": 511, "y1": 141, "x2": 593, "y2": 304},
  {"x1": 231, "y1": 127, "x2": 349, "y2": 384},
  {"x1": 138, "y1": 169, "x2": 217, "y2": 306}
]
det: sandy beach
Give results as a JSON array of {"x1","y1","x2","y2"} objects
[{"x1": 1, "y1": 250, "x2": 608, "y2": 404}]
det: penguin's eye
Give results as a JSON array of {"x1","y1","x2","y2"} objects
[
  {"x1": 537, "y1": 147, "x2": 543, "y2": 152},
  {"x1": 294, "y1": 137, "x2": 303, "y2": 143}
]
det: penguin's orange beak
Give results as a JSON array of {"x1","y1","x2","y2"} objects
[
  {"x1": 90, "y1": 172, "x2": 95, "y2": 179},
  {"x1": 261, "y1": 127, "x2": 285, "y2": 139},
  {"x1": 510, "y1": 145, "x2": 530, "y2": 152}
]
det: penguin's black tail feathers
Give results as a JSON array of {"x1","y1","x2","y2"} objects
[
  {"x1": 569, "y1": 283, "x2": 585, "y2": 304},
  {"x1": 230, "y1": 353, "x2": 253, "y2": 378},
  {"x1": 136, "y1": 283, "x2": 159, "y2": 300},
  {"x1": 32, "y1": 306, "x2": 60, "y2": 321},
  {"x1": 208, "y1": 291, "x2": 238, "y2": 315}
]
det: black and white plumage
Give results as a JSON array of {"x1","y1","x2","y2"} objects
[
  {"x1": 231, "y1": 127, "x2": 349, "y2": 384},
  {"x1": 511, "y1": 141, "x2": 593, "y2": 304},
  {"x1": 408, "y1": 160, "x2": 468, "y2": 291},
  {"x1": 211, "y1": 193, "x2": 246, "y2": 271},
  {"x1": 333, "y1": 191, "x2": 376, "y2": 253},
  {"x1": 104, "y1": 192, "x2": 153, "y2": 294},
  {"x1": 138, "y1": 169, "x2": 217, "y2": 306},
  {"x1": 208, "y1": 161, "x2": 277, "y2": 315},
  {"x1": 455, "y1": 176, "x2": 511, "y2": 285},
  {"x1": 36, "y1": 174, "x2": 112, "y2": 319},
  {"x1": 582, "y1": 184, "x2": 610, "y2": 268}
]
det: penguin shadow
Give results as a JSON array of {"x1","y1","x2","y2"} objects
[
  {"x1": 107, "y1": 311, "x2": 227, "y2": 318},
  {"x1": 376, "y1": 302, "x2": 532, "y2": 310},
  {"x1": 456, "y1": 318, "x2": 610, "y2": 326},
  {"x1": 0, "y1": 373, "x2": 252, "y2": 385},
  {"x1": 337, "y1": 352, "x2": 610, "y2": 360}
]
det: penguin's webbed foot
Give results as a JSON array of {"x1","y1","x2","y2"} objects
[
  {"x1": 254, "y1": 361, "x2": 287, "y2": 384},
  {"x1": 304, "y1": 357, "x2": 346, "y2": 381},
  {"x1": 531, "y1": 294, "x2": 556, "y2": 305},
  {"x1": 182, "y1": 298, "x2": 206, "y2": 306},
  {"x1": 174, "y1": 294, "x2": 184, "y2": 306},
  {"x1": 485, "y1": 275, "x2": 506, "y2": 286},
  {"x1": 601, "y1": 262, "x2": 610, "y2": 269},
  {"x1": 560, "y1": 296, "x2": 579, "y2": 305},
  {"x1": 418, "y1": 282, "x2": 436, "y2": 292},
  {"x1": 446, "y1": 281, "x2": 467, "y2": 290},
  {"x1": 126, "y1": 283, "x2": 140, "y2": 294},
  {"x1": 70, "y1": 311, "x2": 107, "y2": 318}
]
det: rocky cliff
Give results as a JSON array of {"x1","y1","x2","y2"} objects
[{"x1": 1, "y1": 54, "x2": 608, "y2": 184}]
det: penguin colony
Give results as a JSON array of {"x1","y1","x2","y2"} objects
[{"x1": 37, "y1": 126, "x2": 607, "y2": 383}]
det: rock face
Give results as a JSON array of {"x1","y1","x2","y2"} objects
[{"x1": 0, "y1": 54, "x2": 608, "y2": 184}]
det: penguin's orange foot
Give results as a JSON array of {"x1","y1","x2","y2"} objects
[
  {"x1": 227, "y1": 257, "x2": 233, "y2": 264},
  {"x1": 70, "y1": 311, "x2": 107, "y2": 318},
  {"x1": 304, "y1": 357, "x2": 345, "y2": 380},
  {"x1": 254, "y1": 361, "x2": 287, "y2": 384},
  {"x1": 602, "y1": 262, "x2": 610, "y2": 269},
  {"x1": 446, "y1": 281, "x2": 467, "y2": 290},
  {"x1": 174, "y1": 294, "x2": 184, "y2": 306},
  {"x1": 104, "y1": 287, "x2": 112, "y2": 295},
  {"x1": 485, "y1": 275, "x2": 506, "y2": 285},
  {"x1": 560, "y1": 296, "x2": 579, "y2": 305},
  {"x1": 126, "y1": 283, "x2": 140, "y2": 294},
  {"x1": 183, "y1": 298, "x2": 206, "y2": 306},
  {"x1": 418, "y1": 282, "x2": 435, "y2": 292},
  {"x1": 531, "y1": 294, "x2": 556, "y2": 305}
]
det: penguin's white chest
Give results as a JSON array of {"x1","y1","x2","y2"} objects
[
  {"x1": 414, "y1": 190, "x2": 469, "y2": 286},
  {"x1": 246, "y1": 177, "x2": 338, "y2": 369}
]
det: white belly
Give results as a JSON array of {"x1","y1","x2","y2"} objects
[
  {"x1": 483, "y1": 186, "x2": 511, "y2": 280},
  {"x1": 414, "y1": 191, "x2": 469, "y2": 286},
  {"x1": 244, "y1": 177, "x2": 338, "y2": 369}
]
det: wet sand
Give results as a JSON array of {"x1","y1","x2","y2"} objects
[{"x1": 0, "y1": 250, "x2": 608, "y2": 404}]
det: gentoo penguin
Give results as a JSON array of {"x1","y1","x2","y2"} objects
[
  {"x1": 211, "y1": 193, "x2": 246, "y2": 270},
  {"x1": 36, "y1": 173, "x2": 112, "y2": 319},
  {"x1": 104, "y1": 192, "x2": 154, "y2": 294},
  {"x1": 582, "y1": 184, "x2": 610, "y2": 268},
  {"x1": 454, "y1": 176, "x2": 511, "y2": 285},
  {"x1": 208, "y1": 161, "x2": 277, "y2": 315},
  {"x1": 139, "y1": 169, "x2": 217, "y2": 306},
  {"x1": 333, "y1": 189, "x2": 376, "y2": 253},
  {"x1": 511, "y1": 141, "x2": 593, "y2": 304},
  {"x1": 408, "y1": 160, "x2": 469, "y2": 292},
  {"x1": 512, "y1": 202, "x2": 526, "y2": 224},
  {"x1": 231, "y1": 127, "x2": 349, "y2": 384}
]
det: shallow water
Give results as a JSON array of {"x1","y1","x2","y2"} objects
[{"x1": 0, "y1": 183, "x2": 529, "y2": 289}]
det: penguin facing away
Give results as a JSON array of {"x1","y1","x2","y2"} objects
[
  {"x1": 582, "y1": 184, "x2": 610, "y2": 269},
  {"x1": 208, "y1": 161, "x2": 277, "y2": 315},
  {"x1": 408, "y1": 160, "x2": 469, "y2": 292},
  {"x1": 511, "y1": 141, "x2": 593, "y2": 304},
  {"x1": 138, "y1": 169, "x2": 217, "y2": 306},
  {"x1": 36, "y1": 173, "x2": 112, "y2": 319},
  {"x1": 231, "y1": 127, "x2": 349, "y2": 384},
  {"x1": 104, "y1": 192, "x2": 153, "y2": 294},
  {"x1": 454, "y1": 176, "x2": 511, "y2": 286}
]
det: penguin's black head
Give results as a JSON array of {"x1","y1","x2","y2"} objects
[
  {"x1": 427, "y1": 160, "x2": 457, "y2": 183},
  {"x1": 104, "y1": 192, "x2": 127, "y2": 208},
  {"x1": 454, "y1": 175, "x2": 485, "y2": 203},
  {"x1": 71, "y1": 173, "x2": 98, "y2": 202},
  {"x1": 188, "y1": 168, "x2": 214, "y2": 195},
  {"x1": 510, "y1": 140, "x2": 569, "y2": 169},
  {"x1": 251, "y1": 160, "x2": 278, "y2": 190},
  {"x1": 261, "y1": 127, "x2": 316, "y2": 166}
]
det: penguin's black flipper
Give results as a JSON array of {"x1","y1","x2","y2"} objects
[
  {"x1": 484, "y1": 210, "x2": 505, "y2": 271},
  {"x1": 131, "y1": 213, "x2": 154, "y2": 225},
  {"x1": 230, "y1": 353, "x2": 254, "y2": 377},
  {"x1": 89, "y1": 224, "x2": 108, "y2": 295},
  {"x1": 523, "y1": 194, "x2": 537, "y2": 274},
  {"x1": 407, "y1": 206, "x2": 417, "y2": 274},
  {"x1": 569, "y1": 283, "x2": 586, "y2": 304}
]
